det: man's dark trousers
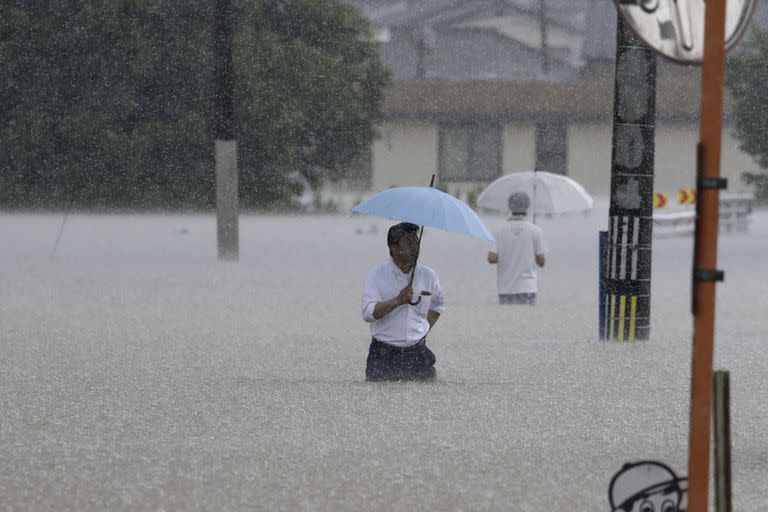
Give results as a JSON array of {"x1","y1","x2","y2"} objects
[{"x1": 365, "y1": 337, "x2": 436, "y2": 381}]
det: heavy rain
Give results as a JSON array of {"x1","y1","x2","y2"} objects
[{"x1": 1, "y1": 1, "x2": 767, "y2": 510}]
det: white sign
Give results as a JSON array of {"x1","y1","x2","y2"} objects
[{"x1": 613, "y1": 0, "x2": 757, "y2": 63}]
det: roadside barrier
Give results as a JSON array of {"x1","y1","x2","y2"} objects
[
  {"x1": 677, "y1": 188, "x2": 697, "y2": 205},
  {"x1": 652, "y1": 192, "x2": 754, "y2": 237},
  {"x1": 719, "y1": 192, "x2": 753, "y2": 233},
  {"x1": 653, "y1": 192, "x2": 668, "y2": 209}
]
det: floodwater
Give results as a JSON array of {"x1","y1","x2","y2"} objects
[{"x1": 1, "y1": 206, "x2": 766, "y2": 511}]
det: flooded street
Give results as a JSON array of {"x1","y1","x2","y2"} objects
[{"x1": 1, "y1": 208, "x2": 766, "y2": 510}]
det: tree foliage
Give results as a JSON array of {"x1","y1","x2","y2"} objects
[
  {"x1": 0, "y1": 0, "x2": 389, "y2": 209},
  {"x1": 726, "y1": 26, "x2": 768, "y2": 200}
]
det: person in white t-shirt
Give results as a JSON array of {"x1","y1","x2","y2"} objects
[
  {"x1": 487, "y1": 192, "x2": 547, "y2": 305},
  {"x1": 361, "y1": 222, "x2": 445, "y2": 381}
]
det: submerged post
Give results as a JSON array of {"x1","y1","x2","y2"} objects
[
  {"x1": 213, "y1": 0, "x2": 239, "y2": 261},
  {"x1": 713, "y1": 370, "x2": 732, "y2": 512},
  {"x1": 598, "y1": 230, "x2": 608, "y2": 340}
]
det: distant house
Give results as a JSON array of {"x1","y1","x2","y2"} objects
[{"x1": 335, "y1": 0, "x2": 766, "y2": 202}]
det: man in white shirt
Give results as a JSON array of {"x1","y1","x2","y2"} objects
[
  {"x1": 488, "y1": 192, "x2": 547, "y2": 305},
  {"x1": 361, "y1": 222, "x2": 445, "y2": 381}
]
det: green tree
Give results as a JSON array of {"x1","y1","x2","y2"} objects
[
  {"x1": 0, "y1": 0, "x2": 389, "y2": 210},
  {"x1": 726, "y1": 26, "x2": 768, "y2": 200}
]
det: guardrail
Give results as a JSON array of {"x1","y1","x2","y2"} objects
[
  {"x1": 653, "y1": 192, "x2": 754, "y2": 237},
  {"x1": 719, "y1": 192, "x2": 753, "y2": 232}
]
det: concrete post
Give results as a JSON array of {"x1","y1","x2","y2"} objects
[
  {"x1": 213, "y1": 0, "x2": 239, "y2": 261},
  {"x1": 216, "y1": 140, "x2": 239, "y2": 260}
]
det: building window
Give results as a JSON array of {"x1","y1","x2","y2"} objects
[
  {"x1": 438, "y1": 123, "x2": 501, "y2": 182},
  {"x1": 535, "y1": 121, "x2": 567, "y2": 174}
]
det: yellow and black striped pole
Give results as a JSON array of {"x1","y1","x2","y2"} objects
[{"x1": 604, "y1": 292, "x2": 639, "y2": 341}]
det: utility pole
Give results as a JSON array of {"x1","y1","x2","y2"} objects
[
  {"x1": 213, "y1": 0, "x2": 239, "y2": 261},
  {"x1": 415, "y1": 25, "x2": 434, "y2": 80},
  {"x1": 603, "y1": 15, "x2": 656, "y2": 341},
  {"x1": 610, "y1": 0, "x2": 756, "y2": 508},
  {"x1": 687, "y1": 1, "x2": 727, "y2": 509},
  {"x1": 538, "y1": 0, "x2": 550, "y2": 76}
]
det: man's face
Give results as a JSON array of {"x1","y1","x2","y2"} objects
[{"x1": 390, "y1": 233, "x2": 419, "y2": 271}]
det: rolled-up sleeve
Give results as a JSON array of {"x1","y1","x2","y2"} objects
[
  {"x1": 429, "y1": 274, "x2": 446, "y2": 314},
  {"x1": 361, "y1": 269, "x2": 380, "y2": 322}
]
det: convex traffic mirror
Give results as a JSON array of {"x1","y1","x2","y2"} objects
[{"x1": 613, "y1": 0, "x2": 756, "y2": 63}]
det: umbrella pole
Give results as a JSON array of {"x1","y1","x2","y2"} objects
[
  {"x1": 407, "y1": 219, "x2": 426, "y2": 305},
  {"x1": 409, "y1": 225, "x2": 425, "y2": 288},
  {"x1": 407, "y1": 174, "x2": 435, "y2": 305},
  {"x1": 533, "y1": 170, "x2": 537, "y2": 224}
]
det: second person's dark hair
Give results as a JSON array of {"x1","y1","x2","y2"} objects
[{"x1": 387, "y1": 222, "x2": 419, "y2": 246}]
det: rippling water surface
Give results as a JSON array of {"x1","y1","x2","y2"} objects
[{"x1": 1, "y1": 207, "x2": 766, "y2": 510}]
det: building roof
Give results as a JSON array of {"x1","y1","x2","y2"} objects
[
  {"x1": 343, "y1": 0, "x2": 604, "y2": 64},
  {"x1": 381, "y1": 64, "x2": 735, "y2": 120},
  {"x1": 344, "y1": 0, "x2": 591, "y2": 67},
  {"x1": 347, "y1": 0, "x2": 768, "y2": 65},
  {"x1": 344, "y1": 0, "x2": 592, "y2": 29},
  {"x1": 369, "y1": 0, "x2": 767, "y2": 119}
]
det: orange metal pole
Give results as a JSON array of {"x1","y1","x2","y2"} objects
[{"x1": 687, "y1": 0, "x2": 727, "y2": 510}]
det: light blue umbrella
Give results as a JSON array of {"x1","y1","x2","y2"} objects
[
  {"x1": 352, "y1": 177, "x2": 493, "y2": 305},
  {"x1": 351, "y1": 186, "x2": 494, "y2": 241}
]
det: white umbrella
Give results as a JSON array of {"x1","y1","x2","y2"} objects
[{"x1": 476, "y1": 171, "x2": 594, "y2": 221}]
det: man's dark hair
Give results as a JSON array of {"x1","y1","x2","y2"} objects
[
  {"x1": 508, "y1": 192, "x2": 530, "y2": 215},
  {"x1": 387, "y1": 222, "x2": 419, "y2": 246}
]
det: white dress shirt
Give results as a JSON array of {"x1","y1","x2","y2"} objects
[
  {"x1": 361, "y1": 259, "x2": 445, "y2": 347},
  {"x1": 491, "y1": 219, "x2": 547, "y2": 294}
]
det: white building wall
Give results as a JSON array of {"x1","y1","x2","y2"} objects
[
  {"x1": 440, "y1": 123, "x2": 539, "y2": 201},
  {"x1": 371, "y1": 121, "x2": 438, "y2": 191},
  {"x1": 567, "y1": 123, "x2": 613, "y2": 197},
  {"x1": 567, "y1": 121, "x2": 755, "y2": 199},
  {"x1": 502, "y1": 123, "x2": 537, "y2": 173},
  {"x1": 369, "y1": 119, "x2": 756, "y2": 202},
  {"x1": 654, "y1": 123, "x2": 753, "y2": 195}
]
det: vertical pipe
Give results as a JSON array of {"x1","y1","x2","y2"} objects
[
  {"x1": 687, "y1": 0, "x2": 727, "y2": 510},
  {"x1": 599, "y1": 230, "x2": 608, "y2": 340},
  {"x1": 214, "y1": 0, "x2": 239, "y2": 261}
]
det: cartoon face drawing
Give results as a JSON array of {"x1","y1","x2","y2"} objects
[
  {"x1": 613, "y1": 0, "x2": 756, "y2": 63},
  {"x1": 609, "y1": 461, "x2": 687, "y2": 512},
  {"x1": 624, "y1": 490, "x2": 678, "y2": 512}
]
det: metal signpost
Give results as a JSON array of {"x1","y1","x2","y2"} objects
[{"x1": 611, "y1": 1, "x2": 756, "y2": 510}]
